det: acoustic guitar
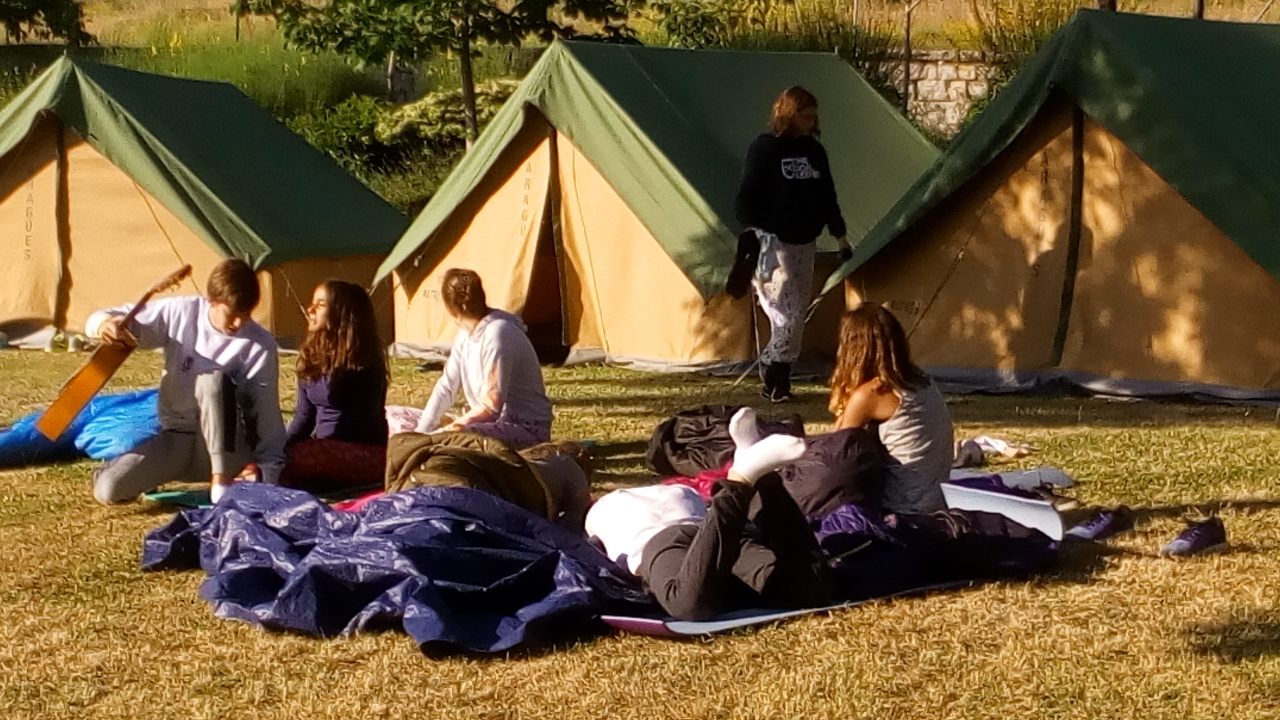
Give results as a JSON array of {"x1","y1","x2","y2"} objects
[{"x1": 35, "y1": 265, "x2": 193, "y2": 441}]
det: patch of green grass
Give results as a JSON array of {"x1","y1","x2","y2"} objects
[{"x1": 2, "y1": 348, "x2": 1279, "y2": 718}]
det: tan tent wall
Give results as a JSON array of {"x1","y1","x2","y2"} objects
[
  {"x1": 62, "y1": 131, "x2": 225, "y2": 329},
  {"x1": 392, "y1": 119, "x2": 553, "y2": 353},
  {"x1": 391, "y1": 122, "x2": 844, "y2": 368},
  {"x1": 556, "y1": 133, "x2": 755, "y2": 367},
  {"x1": 846, "y1": 103, "x2": 1280, "y2": 392},
  {"x1": 0, "y1": 116, "x2": 61, "y2": 335},
  {"x1": 845, "y1": 101, "x2": 1077, "y2": 372},
  {"x1": 1, "y1": 127, "x2": 391, "y2": 349},
  {"x1": 1059, "y1": 119, "x2": 1280, "y2": 390},
  {"x1": 266, "y1": 254, "x2": 391, "y2": 348}
]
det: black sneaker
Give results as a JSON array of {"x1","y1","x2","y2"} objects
[
  {"x1": 761, "y1": 387, "x2": 794, "y2": 403},
  {"x1": 1064, "y1": 505, "x2": 1135, "y2": 541}
]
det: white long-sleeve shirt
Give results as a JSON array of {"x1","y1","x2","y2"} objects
[
  {"x1": 416, "y1": 309, "x2": 552, "y2": 434},
  {"x1": 585, "y1": 485, "x2": 708, "y2": 575},
  {"x1": 86, "y1": 296, "x2": 287, "y2": 484}
]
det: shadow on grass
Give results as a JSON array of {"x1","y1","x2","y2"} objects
[
  {"x1": 1186, "y1": 611, "x2": 1280, "y2": 663},
  {"x1": 421, "y1": 616, "x2": 614, "y2": 662},
  {"x1": 1129, "y1": 499, "x2": 1280, "y2": 523}
]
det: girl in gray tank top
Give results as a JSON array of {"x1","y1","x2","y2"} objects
[{"x1": 828, "y1": 303, "x2": 954, "y2": 514}]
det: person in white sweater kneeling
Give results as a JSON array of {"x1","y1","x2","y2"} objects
[
  {"x1": 88, "y1": 259, "x2": 286, "y2": 505},
  {"x1": 413, "y1": 268, "x2": 552, "y2": 449}
]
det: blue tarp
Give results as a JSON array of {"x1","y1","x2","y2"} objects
[
  {"x1": 0, "y1": 389, "x2": 159, "y2": 467},
  {"x1": 142, "y1": 482, "x2": 654, "y2": 654}
]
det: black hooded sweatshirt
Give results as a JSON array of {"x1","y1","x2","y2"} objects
[{"x1": 733, "y1": 132, "x2": 847, "y2": 245}]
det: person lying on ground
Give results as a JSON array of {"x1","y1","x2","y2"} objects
[
  {"x1": 88, "y1": 258, "x2": 286, "y2": 505},
  {"x1": 828, "y1": 302, "x2": 954, "y2": 514},
  {"x1": 587, "y1": 408, "x2": 833, "y2": 621},
  {"x1": 413, "y1": 269, "x2": 552, "y2": 449},
  {"x1": 385, "y1": 431, "x2": 593, "y2": 532},
  {"x1": 279, "y1": 280, "x2": 388, "y2": 495}
]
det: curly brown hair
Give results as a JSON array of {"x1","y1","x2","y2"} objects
[
  {"x1": 296, "y1": 280, "x2": 388, "y2": 383},
  {"x1": 770, "y1": 86, "x2": 820, "y2": 138},
  {"x1": 828, "y1": 303, "x2": 928, "y2": 417}
]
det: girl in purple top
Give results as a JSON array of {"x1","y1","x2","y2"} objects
[{"x1": 280, "y1": 280, "x2": 389, "y2": 493}]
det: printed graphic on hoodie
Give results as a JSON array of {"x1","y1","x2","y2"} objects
[{"x1": 780, "y1": 157, "x2": 820, "y2": 180}]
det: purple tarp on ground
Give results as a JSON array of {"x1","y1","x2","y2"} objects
[{"x1": 142, "y1": 482, "x2": 653, "y2": 654}]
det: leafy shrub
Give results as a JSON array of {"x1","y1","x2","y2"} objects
[
  {"x1": 377, "y1": 80, "x2": 519, "y2": 150},
  {"x1": 287, "y1": 95, "x2": 406, "y2": 173},
  {"x1": 287, "y1": 80, "x2": 518, "y2": 212},
  {"x1": 650, "y1": 1, "x2": 734, "y2": 48}
]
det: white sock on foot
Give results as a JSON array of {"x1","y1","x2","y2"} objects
[
  {"x1": 731, "y1": 433, "x2": 806, "y2": 483},
  {"x1": 728, "y1": 407, "x2": 762, "y2": 450},
  {"x1": 210, "y1": 480, "x2": 231, "y2": 504}
]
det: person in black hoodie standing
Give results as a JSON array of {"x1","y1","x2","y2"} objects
[{"x1": 734, "y1": 86, "x2": 850, "y2": 402}]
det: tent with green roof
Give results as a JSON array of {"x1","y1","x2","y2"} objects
[
  {"x1": 823, "y1": 9, "x2": 1280, "y2": 399},
  {"x1": 377, "y1": 40, "x2": 937, "y2": 369},
  {"x1": 0, "y1": 57, "x2": 406, "y2": 347}
]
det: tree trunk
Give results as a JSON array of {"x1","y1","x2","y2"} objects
[
  {"x1": 458, "y1": 15, "x2": 479, "y2": 146},
  {"x1": 902, "y1": 2, "x2": 914, "y2": 114},
  {"x1": 1097, "y1": 0, "x2": 1117, "y2": 10},
  {"x1": 1192, "y1": 0, "x2": 1205, "y2": 18},
  {"x1": 386, "y1": 52, "x2": 416, "y2": 103}
]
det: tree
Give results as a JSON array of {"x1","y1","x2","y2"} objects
[
  {"x1": 0, "y1": 0, "x2": 91, "y2": 45},
  {"x1": 235, "y1": 0, "x2": 636, "y2": 141}
]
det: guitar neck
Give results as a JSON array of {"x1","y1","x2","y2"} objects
[{"x1": 117, "y1": 289, "x2": 164, "y2": 328}]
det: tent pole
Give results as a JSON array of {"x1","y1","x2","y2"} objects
[
  {"x1": 52, "y1": 116, "x2": 72, "y2": 333},
  {"x1": 1051, "y1": 106, "x2": 1086, "y2": 367}
]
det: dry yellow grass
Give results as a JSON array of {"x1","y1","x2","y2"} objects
[{"x1": 1, "y1": 350, "x2": 1278, "y2": 719}]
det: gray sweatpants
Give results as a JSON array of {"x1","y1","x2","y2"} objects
[{"x1": 92, "y1": 372, "x2": 254, "y2": 504}]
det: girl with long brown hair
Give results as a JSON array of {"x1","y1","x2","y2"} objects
[
  {"x1": 829, "y1": 303, "x2": 953, "y2": 514},
  {"x1": 280, "y1": 279, "x2": 389, "y2": 492},
  {"x1": 734, "y1": 85, "x2": 851, "y2": 402}
]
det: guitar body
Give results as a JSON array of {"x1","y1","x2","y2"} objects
[
  {"x1": 34, "y1": 264, "x2": 192, "y2": 442},
  {"x1": 35, "y1": 342, "x2": 135, "y2": 441}
]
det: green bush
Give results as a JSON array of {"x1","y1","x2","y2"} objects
[
  {"x1": 287, "y1": 80, "x2": 518, "y2": 213},
  {"x1": 377, "y1": 80, "x2": 519, "y2": 150},
  {"x1": 288, "y1": 95, "x2": 405, "y2": 173},
  {"x1": 364, "y1": 157, "x2": 460, "y2": 216},
  {"x1": 650, "y1": 1, "x2": 734, "y2": 48}
]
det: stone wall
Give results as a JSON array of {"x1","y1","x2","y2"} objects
[{"x1": 867, "y1": 50, "x2": 1009, "y2": 139}]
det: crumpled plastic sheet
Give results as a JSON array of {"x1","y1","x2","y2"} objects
[
  {"x1": 143, "y1": 482, "x2": 654, "y2": 654},
  {"x1": 0, "y1": 389, "x2": 159, "y2": 467}
]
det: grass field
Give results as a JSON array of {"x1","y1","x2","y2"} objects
[{"x1": 1, "y1": 350, "x2": 1278, "y2": 719}]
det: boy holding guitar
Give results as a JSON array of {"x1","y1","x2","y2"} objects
[{"x1": 88, "y1": 259, "x2": 287, "y2": 504}]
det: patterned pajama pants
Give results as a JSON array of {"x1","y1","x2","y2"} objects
[{"x1": 753, "y1": 231, "x2": 816, "y2": 365}]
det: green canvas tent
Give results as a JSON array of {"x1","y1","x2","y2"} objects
[
  {"x1": 378, "y1": 41, "x2": 938, "y2": 369},
  {"x1": 0, "y1": 57, "x2": 407, "y2": 346},
  {"x1": 824, "y1": 10, "x2": 1280, "y2": 399}
]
